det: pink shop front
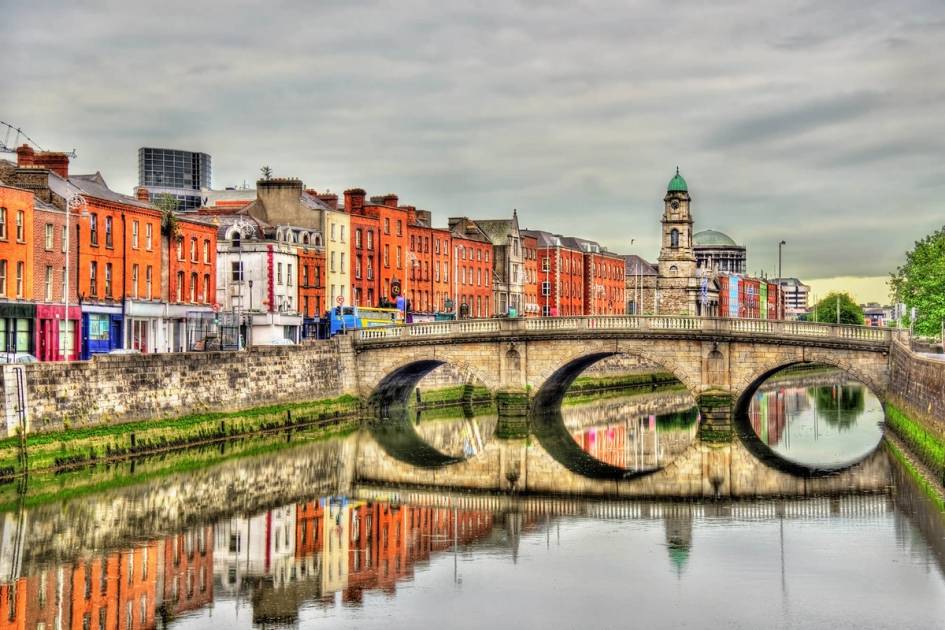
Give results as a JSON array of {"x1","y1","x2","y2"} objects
[{"x1": 34, "y1": 304, "x2": 81, "y2": 361}]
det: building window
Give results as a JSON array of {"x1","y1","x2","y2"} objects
[
  {"x1": 45, "y1": 265, "x2": 53, "y2": 301},
  {"x1": 0, "y1": 208, "x2": 6, "y2": 239},
  {"x1": 146, "y1": 265, "x2": 153, "y2": 298},
  {"x1": 287, "y1": 263, "x2": 293, "y2": 286},
  {"x1": 89, "y1": 213, "x2": 98, "y2": 245},
  {"x1": 15, "y1": 210, "x2": 24, "y2": 242},
  {"x1": 340, "y1": 225, "x2": 346, "y2": 242},
  {"x1": 176, "y1": 271, "x2": 185, "y2": 301},
  {"x1": 302, "y1": 265, "x2": 309, "y2": 286},
  {"x1": 203, "y1": 240, "x2": 210, "y2": 263},
  {"x1": 314, "y1": 266, "x2": 321, "y2": 287},
  {"x1": 44, "y1": 223, "x2": 54, "y2": 250},
  {"x1": 176, "y1": 237, "x2": 183, "y2": 260},
  {"x1": 366, "y1": 230, "x2": 374, "y2": 250},
  {"x1": 145, "y1": 223, "x2": 153, "y2": 250},
  {"x1": 190, "y1": 272, "x2": 197, "y2": 302},
  {"x1": 231, "y1": 261, "x2": 243, "y2": 282},
  {"x1": 355, "y1": 228, "x2": 362, "y2": 248},
  {"x1": 396, "y1": 220, "x2": 402, "y2": 236},
  {"x1": 396, "y1": 246, "x2": 401, "y2": 269},
  {"x1": 277, "y1": 262, "x2": 283, "y2": 285},
  {"x1": 355, "y1": 256, "x2": 362, "y2": 279},
  {"x1": 62, "y1": 224, "x2": 67, "y2": 252},
  {"x1": 340, "y1": 253, "x2": 345, "y2": 273},
  {"x1": 366, "y1": 257, "x2": 373, "y2": 280},
  {"x1": 202, "y1": 274, "x2": 209, "y2": 302},
  {"x1": 132, "y1": 220, "x2": 139, "y2": 248},
  {"x1": 89, "y1": 261, "x2": 97, "y2": 295},
  {"x1": 331, "y1": 224, "x2": 336, "y2": 241},
  {"x1": 383, "y1": 218, "x2": 390, "y2": 234},
  {"x1": 104, "y1": 263, "x2": 112, "y2": 297},
  {"x1": 330, "y1": 252, "x2": 336, "y2": 272},
  {"x1": 383, "y1": 245, "x2": 389, "y2": 267},
  {"x1": 670, "y1": 229, "x2": 680, "y2": 248},
  {"x1": 104, "y1": 216, "x2": 113, "y2": 248},
  {"x1": 191, "y1": 237, "x2": 198, "y2": 262}
]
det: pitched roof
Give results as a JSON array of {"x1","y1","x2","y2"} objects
[
  {"x1": 624, "y1": 254, "x2": 658, "y2": 276},
  {"x1": 67, "y1": 172, "x2": 155, "y2": 209}
]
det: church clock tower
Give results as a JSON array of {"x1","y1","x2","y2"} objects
[{"x1": 657, "y1": 167, "x2": 697, "y2": 279}]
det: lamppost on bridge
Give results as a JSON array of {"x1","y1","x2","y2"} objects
[{"x1": 778, "y1": 240, "x2": 786, "y2": 320}]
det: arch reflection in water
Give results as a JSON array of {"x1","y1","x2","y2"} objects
[
  {"x1": 532, "y1": 386, "x2": 700, "y2": 479},
  {"x1": 741, "y1": 366, "x2": 884, "y2": 472},
  {"x1": 367, "y1": 403, "x2": 498, "y2": 468}
]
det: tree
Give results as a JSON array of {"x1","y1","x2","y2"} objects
[
  {"x1": 810, "y1": 292, "x2": 864, "y2": 325},
  {"x1": 260, "y1": 165, "x2": 273, "y2": 180},
  {"x1": 889, "y1": 226, "x2": 945, "y2": 337},
  {"x1": 154, "y1": 193, "x2": 180, "y2": 239}
]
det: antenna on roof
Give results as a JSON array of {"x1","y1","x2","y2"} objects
[{"x1": 0, "y1": 121, "x2": 77, "y2": 157}]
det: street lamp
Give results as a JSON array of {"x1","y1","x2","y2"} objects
[
  {"x1": 777, "y1": 240, "x2": 786, "y2": 320},
  {"x1": 64, "y1": 192, "x2": 86, "y2": 360}
]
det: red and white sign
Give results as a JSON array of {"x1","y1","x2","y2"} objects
[{"x1": 336, "y1": 295, "x2": 345, "y2": 305}]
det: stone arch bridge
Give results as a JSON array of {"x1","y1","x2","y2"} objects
[{"x1": 352, "y1": 316, "x2": 894, "y2": 430}]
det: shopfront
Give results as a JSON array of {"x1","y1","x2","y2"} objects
[
  {"x1": 0, "y1": 302, "x2": 35, "y2": 356},
  {"x1": 124, "y1": 300, "x2": 165, "y2": 354},
  {"x1": 35, "y1": 304, "x2": 81, "y2": 361},
  {"x1": 81, "y1": 305, "x2": 123, "y2": 359}
]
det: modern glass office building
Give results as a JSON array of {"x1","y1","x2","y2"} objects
[{"x1": 137, "y1": 148, "x2": 211, "y2": 211}]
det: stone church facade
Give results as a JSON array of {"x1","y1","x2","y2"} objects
[{"x1": 626, "y1": 170, "x2": 720, "y2": 316}]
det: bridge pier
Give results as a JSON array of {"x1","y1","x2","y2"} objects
[
  {"x1": 697, "y1": 390, "x2": 736, "y2": 442},
  {"x1": 495, "y1": 389, "x2": 530, "y2": 439}
]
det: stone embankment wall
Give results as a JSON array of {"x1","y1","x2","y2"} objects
[
  {"x1": 21, "y1": 336, "x2": 357, "y2": 433},
  {"x1": 888, "y1": 339, "x2": 945, "y2": 438}
]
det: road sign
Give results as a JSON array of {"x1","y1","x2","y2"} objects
[
  {"x1": 391, "y1": 279, "x2": 402, "y2": 298},
  {"x1": 336, "y1": 295, "x2": 344, "y2": 305}
]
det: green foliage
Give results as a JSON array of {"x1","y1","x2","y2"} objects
[
  {"x1": 890, "y1": 226, "x2": 945, "y2": 337},
  {"x1": 809, "y1": 292, "x2": 864, "y2": 325},
  {"x1": 154, "y1": 193, "x2": 180, "y2": 238},
  {"x1": 812, "y1": 384, "x2": 865, "y2": 429},
  {"x1": 260, "y1": 165, "x2": 273, "y2": 180}
]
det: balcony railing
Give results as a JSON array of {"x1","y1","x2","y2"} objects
[{"x1": 354, "y1": 316, "x2": 894, "y2": 345}]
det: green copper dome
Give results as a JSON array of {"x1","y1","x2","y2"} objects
[
  {"x1": 667, "y1": 167, "x2": 688, "y2": 192},
  {"x1": 693, "y1": 229, "x2": 738, "y2": 247}
]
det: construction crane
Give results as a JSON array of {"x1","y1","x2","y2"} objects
[{"x1": 0, "y1": 121, "x2": 76, "y2": 158}]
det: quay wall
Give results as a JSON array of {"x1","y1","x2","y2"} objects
[
  {"x1": 18, "y1": 336, "x2": 358, "y2": 434},
  {"x1": 888, "y1": 339, "x2": 945, "y2": 438}
]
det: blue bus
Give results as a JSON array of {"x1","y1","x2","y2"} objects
[{"x1": 327, "y1": 306, "x2": 404, "y2": 336}]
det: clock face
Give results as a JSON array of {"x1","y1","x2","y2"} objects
[{"x1": 671, "y1": 200, "x2": 680, "y2": 209}]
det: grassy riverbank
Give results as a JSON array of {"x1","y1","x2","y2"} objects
[
  {"x1": 0, "y1": 394, "x2": 360, "y2": 478},
  {"x1": 884, "y1": 401, "x2": 945, "y2": 482}
]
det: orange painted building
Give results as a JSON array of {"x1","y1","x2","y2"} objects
[
  {"x1": 344, "y1": 189, "x2": 380, "y2": 308},
  {"x1": 0, "y1": 183, "x2": 36, "y2": 355},
  {"x1": 297, "y1": 246, "x2": 326, "y2": 319},
  {"x1": 162, "y1": 527, "x2": 214, "y2": 617},
  {"x1": 372, "y1": 195, "x2": 408, "y2": 307}
]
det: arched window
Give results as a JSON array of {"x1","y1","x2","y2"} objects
[
  {"x1": 669, "y1": 265, "x2": 678, "y2": 276},
  {"x1": 231, "y1": 231, "x2": 241, "y2": 248},
  {"x1": 670, "y1": 229, "x2": 680, "y2": 248}
]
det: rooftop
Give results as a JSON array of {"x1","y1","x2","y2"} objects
[{"x1": 693, "y1": 229, "x2": 740, "y2": 248}]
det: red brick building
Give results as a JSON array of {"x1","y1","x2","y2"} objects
[
  {"x1": 162, "y1": 527, "x2": 214, "y2": 617},
  {"x1": 448, "y1": 218, "x2": 493, "y2": 318},
  {"x1": 521, "y1": 232, "x2": 539, "y2": 316},
  {"x1": 583, "y1": 250, "x2": 626, "y2": 315},
  {"x1": 345, "y1": 188, "x2": 380, "y2": 308}
]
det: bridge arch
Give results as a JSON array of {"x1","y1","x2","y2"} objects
[
  {"x1": 732, "y1": 355, "x2": 887, "y2": 420},
  {"x1": 530, "y1": 345, "x2": 700, "y2": 410},
  {"x1": 364, "y1": 352, "x2": 497, "y2": 407}
]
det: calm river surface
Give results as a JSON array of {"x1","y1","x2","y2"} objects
[{"x1": 1, "y1": 371, "x2": 943, "y2": 629}]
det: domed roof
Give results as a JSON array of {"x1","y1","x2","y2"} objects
[
  {"x1": 694, "y1": 229, "x2": 738, "y2": 247},
  {"x1": 667, "y1": 167, "x2": 688, "y2": 192}
]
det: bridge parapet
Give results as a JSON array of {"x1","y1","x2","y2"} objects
[{"x1": 354, "y1": 316, "x2": 893, "y2": 347}]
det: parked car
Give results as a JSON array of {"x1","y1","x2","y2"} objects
[{"x1": 0, "y1": 352, "x2": 38, "y2": 364}]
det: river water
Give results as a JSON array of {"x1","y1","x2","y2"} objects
[{"x1": 1, "y1": 370, "x2": 943, "y2": 629}]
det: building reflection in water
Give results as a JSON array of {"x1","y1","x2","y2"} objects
[{"x1": 749, "y1": 382, "x2": 871, "y2": 448}]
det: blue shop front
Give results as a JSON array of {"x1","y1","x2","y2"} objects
[{"x1": 80, "y1": 304, "x2": 123, "y2": 359}]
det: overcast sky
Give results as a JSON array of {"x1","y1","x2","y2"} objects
[{"x1": 4, "y1": 1, "x2": 944, "y2": 302}]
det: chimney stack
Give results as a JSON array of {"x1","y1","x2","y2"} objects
[
  {"x1": 404, "y1": 205, "x2": 418, "y2": 225},
  {"x1": 382, "y1": 193, "x2": 399, "y2": 208},
  {"x1": 344, "y1": 188, "x2": 366, "y2": 214},
  {"x1": 32, "y1": 151, "x2": 70, "y2": 179},
  {"x1": 15, "y1": 144, "x2": 34, "y2": 167},
  {"x1": 135, "y1": 187, "x2": 151, "y2": 202}
]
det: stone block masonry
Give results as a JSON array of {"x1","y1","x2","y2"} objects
[
  {"x1": 888, "y1": 338, "x2": 945, "y2": 438},
  {"x1": 23, "y1": 336, "x2": 358, "y2": 433}
]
